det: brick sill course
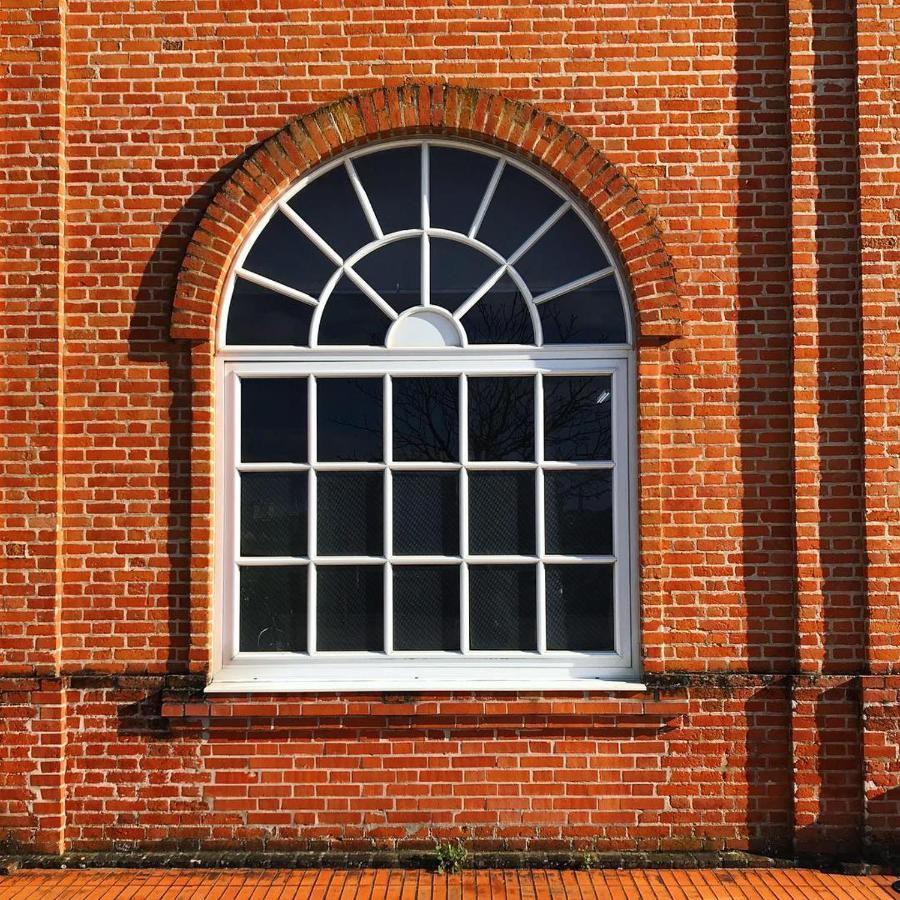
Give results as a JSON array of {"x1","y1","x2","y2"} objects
[{"x1": 1, "y1": 850, "x2": 897, "y2": 877}]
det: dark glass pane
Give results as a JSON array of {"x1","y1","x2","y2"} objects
[
  {"x1": 545, "y1": 471, "x2": 613, "y2": 556},
  {"x1": 241, "y1": 377, "x2": 307, "y2": 463},
  {"x1": 316, "y1": 565, "x2": 383, "y2": 651},
  {"x1": 317, "y1": 472, "x2": 383, "y2": 556},
  {"x1": 393, "y1": 472, "x2": 458, "y2": 556},
  {"x1": 318, "y1": 276, "x2": 391, "y2": 346},
  {"x1": 461, "y1": 274, "x2": 534, "y2": 345},
  {"x1": 515, "y1": 210, "x2": 610, "y2": 297},
  {"x1": 393, "y1": 565, "x2": 460, "y2": 651},
  {"x1": 429, "y1": 238, "x2": 498, "y2": 312},
  {"x1": 393, "y1": 377, "x2": 459, "y2": 462},
  {"x1": 243, "y1": 209, "x2": 335, "y2": 297},
  {"x1": 240, "y1": 473, "x2": 307, "y2": 557},
  {"x1": 317, "y1": 378, "x2": 383, "y2": 462},
  {"x1": 353, "y1": 147, "x2": 420, "y2": 234},
  {"x1": 539, "y1": 274, "x2": 628, "y2": 344},
  {"x1": 239, "y1": 565, "x2": 306, "y2": 652},
  {"x1": 287, "y1": 164, "x2": 374, "y2": 258},
  {"x1": 429, "y1": 146, "x2": 498, "y2": 234},
  {"x1": 544, "y1": 375, "x2": 613, "y2": 461},
  {"x1": 468, "y1": 376, "x2": 534, "y2": 461},
  {"x1": 226, "y1": 277, "x2": 312, "y2": 347},
  {"x1": 352, "y1": 239, "x2": 420, "y2": 313},
  {"x1": 546, "y1": 564, "x2": 615, "y2": 651},
  {"x1": 469, "y1": 565, "x2": 536, "y2": 651},
  {"x1": 468, "y1": 471, "x2": 534, "y2": 555},
  {"x1": 476, "y1": 164, "x2": 561, "y2": 257}
]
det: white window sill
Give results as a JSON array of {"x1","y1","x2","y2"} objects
[{"x1": 206, "y1": 659, "x2": 645, "y2": 694}]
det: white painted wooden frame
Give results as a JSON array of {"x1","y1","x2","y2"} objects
[{"x1": 208, "y1": 139, "x2": 642, "y2": 693}]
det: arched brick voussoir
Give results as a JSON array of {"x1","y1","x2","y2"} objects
[{"x1": 170, "y1": 84, "x2": 683, "y2": 342}]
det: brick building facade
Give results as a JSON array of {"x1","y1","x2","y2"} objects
[{"x1": 1, "y1": 0, "x2": 898, "y2": 862}]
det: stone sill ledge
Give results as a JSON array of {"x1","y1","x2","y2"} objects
[{"x1": 160, "y1": 692, "x2": 686, "y2": 722}]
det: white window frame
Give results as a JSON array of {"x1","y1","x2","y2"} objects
[{"x1": 208, "y1": 139, "x2": 642, "y2": 693}]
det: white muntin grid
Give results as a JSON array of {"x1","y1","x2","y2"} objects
[
  {"x1": 223, "y1": 356, "x2": 632, "y2": 673},
  {"x1": 212, "y1": 138, "x2": 639, "y2": 690}
]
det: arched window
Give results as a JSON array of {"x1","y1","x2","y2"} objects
[{"x1": 214, "y1": 139, "x2": 638, "y2": 691}]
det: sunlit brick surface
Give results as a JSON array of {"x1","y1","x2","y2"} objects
[
  {"x1": 0, "y1": 868, "x2": 896, "y2": 899},
  {"x1": 2, "y1": 0, "x2": 898, "y2": 862}
]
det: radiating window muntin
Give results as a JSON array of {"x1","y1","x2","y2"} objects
[
  {"x1": 220, "y1": 139, "x2": 630, "y2": 350},
  {"x1": 217, "y1": 139, "x2": 636, "y2": 688}
]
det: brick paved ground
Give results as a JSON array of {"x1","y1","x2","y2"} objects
[{"x1": 0, "y1": 868, "x2": 895, "y2": 898}]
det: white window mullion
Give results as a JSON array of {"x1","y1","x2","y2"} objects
[
  {"x1": 344, "y1": 158, "x2": 383, "y2": 240},
  {"x1": 535, "y1": 371, "x2": 547, "y2": 655},
  {"x1": 384, "y1": 373, "x2": 393, "y2": 655},
  {"x1": 469, "y1": 158, "x2": 504, "y2": 239},
  {"x1": 459, "y1": 373, "x2": 470, "y2": 655},
  {"x1": 230, "y1": 373, "x2": 242, "y2": 659},
  {"x1": 421, "y1": 144, "x2": 431, "y2": 307},
  {"x1": 307, "y1": 374, "x2": 317, "y2": 655}
]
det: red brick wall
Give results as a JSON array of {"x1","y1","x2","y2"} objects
[{"x1": 1, "y1": 0, "x2": 897, "y2": 860}]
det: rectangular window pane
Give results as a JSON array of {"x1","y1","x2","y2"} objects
[
  {"x1": 317, "y1": 472, "x2": 382, "y2": 556},
  {"x1": 393, "y1": 565, "x2": 460, "y2": 651},
  {"x1": 393, "y1": 472, "x2": 458, "y2": 556},
  {"x1": 317, "y1": 377, "x2": 383, "y2": 462},
  {"x1": 316, "y1": 565, "x2": 383, "y2": 651},
  {"x1": 239, "y1": 565, "x2": 307, "y2": 652},
  {"x1": 546, "y1": 564, "x2": 614, "y2": 651},
  {"x1": 468, "y1": 471, "x2": 534, "y2": 555},
  {"x1": 545, "y1": 470, "x2": 613, "y2": 556},
  {"x1": 469, "y1": 565, "x2": 536, "y2": 651},
  {"x1": 468, "y1": 376, "x2": 534, "y2": 461},
  {"x1": 241, "y1": 377, "x2": 307, "y2": 463},
  {"x1": 544, "y1": 375, "x2": 612, "y2": 461},
  {"x1": 393, "y1": 377, "x2": 459, "y2": 461},
  {"x1": 240, "y1": 472, "x2": 307, "y2": 557}
]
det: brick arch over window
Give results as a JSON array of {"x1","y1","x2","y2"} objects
[{"x1": 170, "y1": 84, "x2": 682, "y2": 341}]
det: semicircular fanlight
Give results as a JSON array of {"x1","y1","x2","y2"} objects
[{"x1": 222, "y1": 141, "x2": 630, "y2": 348}]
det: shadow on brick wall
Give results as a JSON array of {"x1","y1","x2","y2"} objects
[{"x1": 127, "y1": 151, "x2": 253, "y2": 673}]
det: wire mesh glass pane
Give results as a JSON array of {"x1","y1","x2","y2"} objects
[
  {"x1": 317, "y1": 472, "x2": 383, "y2": 556},
  {"x1": 241, "y1": 377, "x2": 307, "y2": 463},
  {"x1": 226, "y1": 278, "x2": 313, "y2": 347},
  {"x1": 544, "y1": 375, "x2": 613, "y2": 461},
  {"x1": 317, "y1": 378, "x2": 383, "y2": 462},
  {"x1": 468, "y1": 471, "x2": 534, "y2": 555},
  {"x1": 461, "y1": 275, "x2": 534, "y2": 345},
  {"x1": 286, "y1": 164, "x2": 373, "y2": 258},
  {"x1": 239, "y1": 565, "x2": 307, "y2": 652},
  {"x1": 316, "y1": 565, "x2": 383, "y2": 651},
  {"x1": 428, "y1": 146, "x2": 498, "y2": 234},
  {"x1": 515, "y1": 210, "x2": 610, "y2": 297},
  {"x1": 242, "y1": 209, "x2": 335, "y2": 297},
  {"x1": 545, "y1": 471, "x2": 613, "y2": 556},
  {"x1": 469, "y1": 565, "x2": 537, "y2": 651},
  {"x1": 240, "y1": 473, "x2": 308, "y2": 557},
  {"x1": 468, "y1": 376, "x2": 535, "y2": 461},
  {"x1": 393, "y1": 377, "x2": 459, "y2": 462},
  {"x1": 475, "y1": 164, "x2": 561, "y2": 257},
  {"x1": 539, "y1": 274, "x2": 628, "y2": 344},
  {"x1": 546, "y1": 564, "x2": 615, "y2": 651},
  {"x1": 393, "y1": 472, "x2": 458, "y2": 556},
  {"x1": 429, "y1": 238, "x2": 498, "y2": 312},
  {"x1": 318, "y1": 276, "x2": 392, "y2": 346},
  {"x1": 353, "y1": 238, "x2": 420, "y2": 313},
  {"x1": 392, "y1": 565, "x2": 460, "y2": 651},
  {"x1": 352, "y1": 146, "x2": 421, "y2": 234}
]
